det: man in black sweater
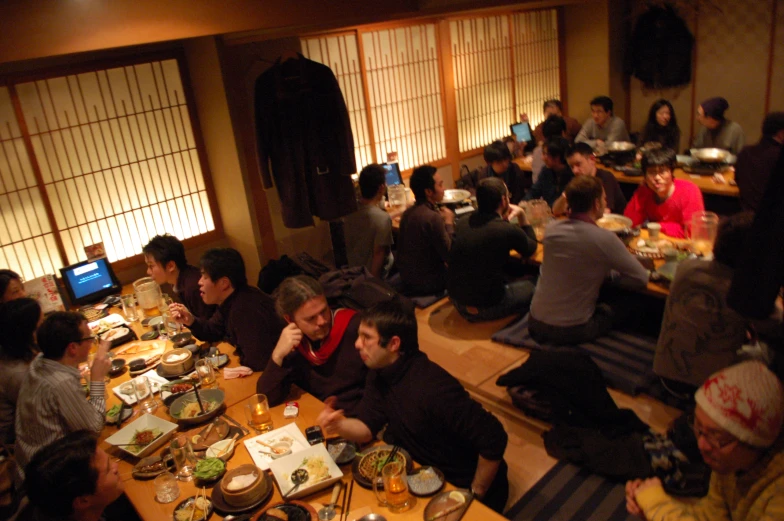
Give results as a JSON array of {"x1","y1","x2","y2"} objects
[
  {"x1": 256, "y1": 275, "x2": 367, "y2": 415},
  {"x1": 447, "y1": 177, "x2": 538, "y2": 322},
  {"x1": 169, "y1": 248, "x2": 284, "y2": 371},
  {"x1": 317, "y1": 299, "x2": 509, "y2": 513}
]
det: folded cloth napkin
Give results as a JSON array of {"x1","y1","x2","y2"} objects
[{"x1": 223, "y1": 366, "x2": 253, "y2": 379}]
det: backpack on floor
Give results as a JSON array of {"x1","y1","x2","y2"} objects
[{"x1": 319, "y1": 267, "x2": 413, "y2": 311}]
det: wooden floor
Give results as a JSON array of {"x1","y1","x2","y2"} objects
[{"x1": 414, "y1": 298, "x2": 683, "y2": 512}]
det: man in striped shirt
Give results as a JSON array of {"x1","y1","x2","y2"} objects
[{"x1": 14, "y1": 312, "x2": 110, "y2": 477}]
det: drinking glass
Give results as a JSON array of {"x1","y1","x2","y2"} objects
[
  {"x1": 244, "y1": 394, "x2": 273, "y2": 433},
  {"x1": 133, "y1": 376, "x2": 158, "y2": 413},
  {"x1": 690, "y1": 211, "x2": 719, "y2": 258},
  {"x1": 153, "y1": 472, "x2": 180, "y2": 503},
  {"x1": 121, "y1": 294, "x2": 139, "y2": 323},
  {"x1": 373, "y1": 461, "x2": 414, "y2": 513},
  {"x1": 170, "y1": 435, "x2": 197, "y2": 482},
  {"x1": 195, "y1": 359, "x2": 217, "y2": 389}
]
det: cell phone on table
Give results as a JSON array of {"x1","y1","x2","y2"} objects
[
  {"x1": 510, "y1": 121, "x2": 533, "y2": 142},
  {"x1": 305, "y1": 425, "x2": 325, "y2": 445}
]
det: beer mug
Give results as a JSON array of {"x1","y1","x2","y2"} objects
[{"x1": 373, "y1": 460, "x2": 414, "y2": 513}]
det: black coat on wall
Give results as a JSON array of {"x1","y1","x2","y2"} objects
[
  {"x1": 255, "y1": 54, "x2": 357, "y2": 229},
  {"x1": 627, "y1": 5, "x2": 694, "y2": 89}
]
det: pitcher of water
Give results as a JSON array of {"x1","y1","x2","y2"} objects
[{"x1": 133, "y1": 277, "x2": 162, "y2": 318}]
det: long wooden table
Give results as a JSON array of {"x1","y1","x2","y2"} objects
[
  {"x1": 101, "y1": 310, "x2": 505, "y2": 521},
  {"x1": 513, "y1": 157, "x2": 740, "y2": 198},
  {"x1": 518, "y1": 228, "x2": 675, "y2": 299}
]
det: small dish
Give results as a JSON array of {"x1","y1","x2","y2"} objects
[
  {"x1": 172, "y1": 495, "x2": 213, "y2": 521},
  {"x1": 141, "y1": 330, "x2": 159, "y2": 341},
  {"x1": 170, "y1": 332, "x2": 193, "y2": 348},
  {"x1": 109, "y1": 358, "x2": 126, "y2": 377},
  {"x1": 132, "y1": 451, "x2": 176, "y2": 479},
  {"x1": 407, "y1": 466, "x2": 445, "y2": 496},
  {"x1": 128, "y1": 358, "x2": 147, "y2": 372},
  {"x1": 206, "y1": 438, "x2": 236, "y2": 462},
  {"x1": 261, "y1": 440, "x2": 292, "y2": 460}
]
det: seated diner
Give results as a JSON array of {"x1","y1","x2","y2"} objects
[
  {"x1": 256, "y1": 275, "x2": 367, "y2": 414},
  {"x1": 317, "y1": 299, "x2": 509, "y2": 513},
  {"x1": 639, "y1": 99, "x2": 681, "y2": 150},
  {"x1": 575, "y1": 95, "x2": 630, "y2": 149},
  {"x1": 143, "y1": 234, "x2": 217, "y2": 322},
  {"x1": 529, "y1": 176, "x2": 649, "y2": 345},
  {"x1": 626, "y1": 361, "x2": 784, "y2": 521},
  {"x1": 624, "y1": 148, "x2": 704, "y2": 238},
  {"x1": 447, "y1": 177, "x2": 538, "y2": 322},
  {"x1": 169, "y1": 248, "x2": 284, "y2": 371},
  {"x1": 0, "y1": 298, "x2": 41, "y2": 445},
  {"x1": 693, "y1": 96, "x2": 745, "y2": 155},
  {"x1": 0, "y1": 269, "x2": 25, "y2": 304}
]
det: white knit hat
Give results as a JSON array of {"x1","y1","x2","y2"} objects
[{"x1": 695, "y1": 361, "x2": 784, "y2": 447}]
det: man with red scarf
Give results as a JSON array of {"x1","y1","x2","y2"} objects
[{"x1": 256, "y1": 275, "x2": 367, "y2": 415}]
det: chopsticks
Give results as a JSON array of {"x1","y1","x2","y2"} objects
[
  {"x1": 188, "y1": 486, "x2": 207, "y2": 521},
  {"x1": 343, "y1": 479, "x2": 354, "y2": 521},
  {"x1": 380, "y1": 445, "x2": 401, "y2": 469}
]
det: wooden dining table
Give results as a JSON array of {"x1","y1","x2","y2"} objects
[
  {"x1": 100, "y1": 303, "x2": 506, "y2": 521},
  {"x1": 512, "y1": 157, "x2": 740, "y2": 198}
]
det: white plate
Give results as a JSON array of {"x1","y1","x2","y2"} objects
[
  {"x1": 111, "y1": 369, "x2": 169, "y2": 405},
  {"x1": 88, "y1": 314, "x2": 126, "y2": 335},
  {"x1": 242, "y1": 423, "x2": 309, "y2": 471},
  {"x1": 268, "y1": 444, "x2": 343, "y2": 499},
  {"x1": 104, "y1": 413, "x2": 178, "y2": 458},
  {"x1": 101, "y1": 327, "x2": 129, "y2": 342}
]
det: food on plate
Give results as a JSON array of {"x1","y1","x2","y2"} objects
[
  {"x1": 137, "y1": 459, "x2": 167, "y2": 474},
  {"x1": 408, "y1": 467, "x2": 442, "y2": 494},
  {"x1": 449, "y1": 491, "x2": 466, "y2": 504},
  {"x1": 119, "y1": 383, "x2": 135, "y2": 396},
  {"x1": 105, "y1": 404, "x2": 122, "y2": 422},
  {"x1": 165, "y1": 352, "x2": 190, "y2": 363},
  {"x1": 115, "y1": 342, "x2": 160, "y2": 356},
  {"x1": 288, "y1": 456, "x2": 330, "y2": 485},
  {"x1": 89, "y1": 316, "x2": 123, "y2": 335},
  {"x1": 327, "y1": 441, "x2": 346, "y2": 460},
  {"x1": 174, "y1": 497, "x2": 211, "y2": 521},
  {"x1": 358, "y1": 449, "x2": 406, "y2": 480},
  {"x1": 226, "y1": 472, "x2": 258, "y2": 491},
  {"x1": 193, "y1": 458, "x2": 225, "y2": 480},
  {"x1": 265, "y1": 507, "x2": 289, "y2": 520},
  {"x1": 597, "y1": 219, "x2": 627, "y2": 232},
  {"x1": 633, "y1": 238, "x2": 675, "y2": 255},
  {"x1": 176, "y1": 399, "x2": 219, "y2": 419},
  {"x1": 170, "y1": 383, "x2": 194, "y2": 394},
  {"x1": 128, "y1": 428, "x2": 162, "y2": 454},
  {"x1": 101, "y1": 328, "x2": 126, "y2": 341}
]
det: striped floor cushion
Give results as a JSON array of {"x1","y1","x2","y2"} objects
[
  {"x1": 505, "y1": 461, "x2": 636, "y2": 521},
  {"x1": 492, "y1": 313, "x2": 657, "y2": 396}
]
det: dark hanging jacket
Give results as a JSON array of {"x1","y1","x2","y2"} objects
[
  {"x1": 254, "y1": 54, "x2": 357, "y2": 228},
  {"x1": 627, "y1": 6, "x2": 694, "y2": 88}
]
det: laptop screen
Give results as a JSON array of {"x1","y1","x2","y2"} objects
[
  {"x1": 60, "y1": 257, "x2": 122, "y2": 305},
  {"x1": 382, "y1": 163, "x2": 403, "y2": 186}
]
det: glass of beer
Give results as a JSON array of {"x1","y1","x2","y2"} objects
[
  {"x1": 244, "y1": 394, "x2": 273, "y2": 433},
  {"x1": 690, "y1": 211, "x2": 719, "y2": 259},
  {"x1": 195, "y1": 359, "x2": 217, "y2": 389},
  {"x1": 373, "y1": 461, "x2": 414, "y2": 513},
  {"x1": 170, "y1": 435, "x2": 197, "y2": 482}
]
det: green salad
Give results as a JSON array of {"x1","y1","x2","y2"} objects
[{"x1": 194, "y1": 457, "x2": 225, "y2": 480}]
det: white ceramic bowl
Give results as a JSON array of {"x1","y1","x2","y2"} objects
[{"x1": 104, "y1": 413, "x2": 178, "y2": 458}]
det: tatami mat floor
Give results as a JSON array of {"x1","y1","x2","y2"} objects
[{"x1": 413, "y1": 299, "x2": 683, "y2": 511}]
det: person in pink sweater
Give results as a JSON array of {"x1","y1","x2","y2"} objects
[{"x1": 624, "y1": 149, "x2": 704, "y2": 238}]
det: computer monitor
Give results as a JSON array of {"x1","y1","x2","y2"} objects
[
  {"x1": 59, "y1": 257, "x2": 122, "y2": 306},
  {"x1": 382, "y1": 163, "x2": 403, "y2": 186}
]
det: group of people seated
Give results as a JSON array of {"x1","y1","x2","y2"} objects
[{"x1": 0, "y1": 94, "x2": 782, "y2": 520}]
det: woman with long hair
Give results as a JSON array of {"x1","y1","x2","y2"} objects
[
  {"x1": 0, "y1": 297, "x2": 42, "y2": 443},
  {"x1": 0, "y1": 269, "x2": 25, "y2": 303},
  {"x1": 640, "y1": 99, "x2": 681, "y2": 151}
]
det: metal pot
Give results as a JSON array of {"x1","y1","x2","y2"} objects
[
  {"x1": 603, "y1": 141, "x2": 637, "y2": 165},
  {"x1": 690, "y1": 148, "x2": 730, "y2": 164}
]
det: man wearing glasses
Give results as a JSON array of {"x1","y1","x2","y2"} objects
[
  {"x1": 14, "y1": 312, "x2": 111, "y2": 478},
  {"x1": 625, "y1": 361, "x2": 784, "y2": 520},
  {"x1": 624, "y1": 149, "x2": 705, "y2": 238}
]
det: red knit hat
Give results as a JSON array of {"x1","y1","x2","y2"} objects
[{"x1": 695, "y1": 361, "x2": 784, "y2": 447}]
